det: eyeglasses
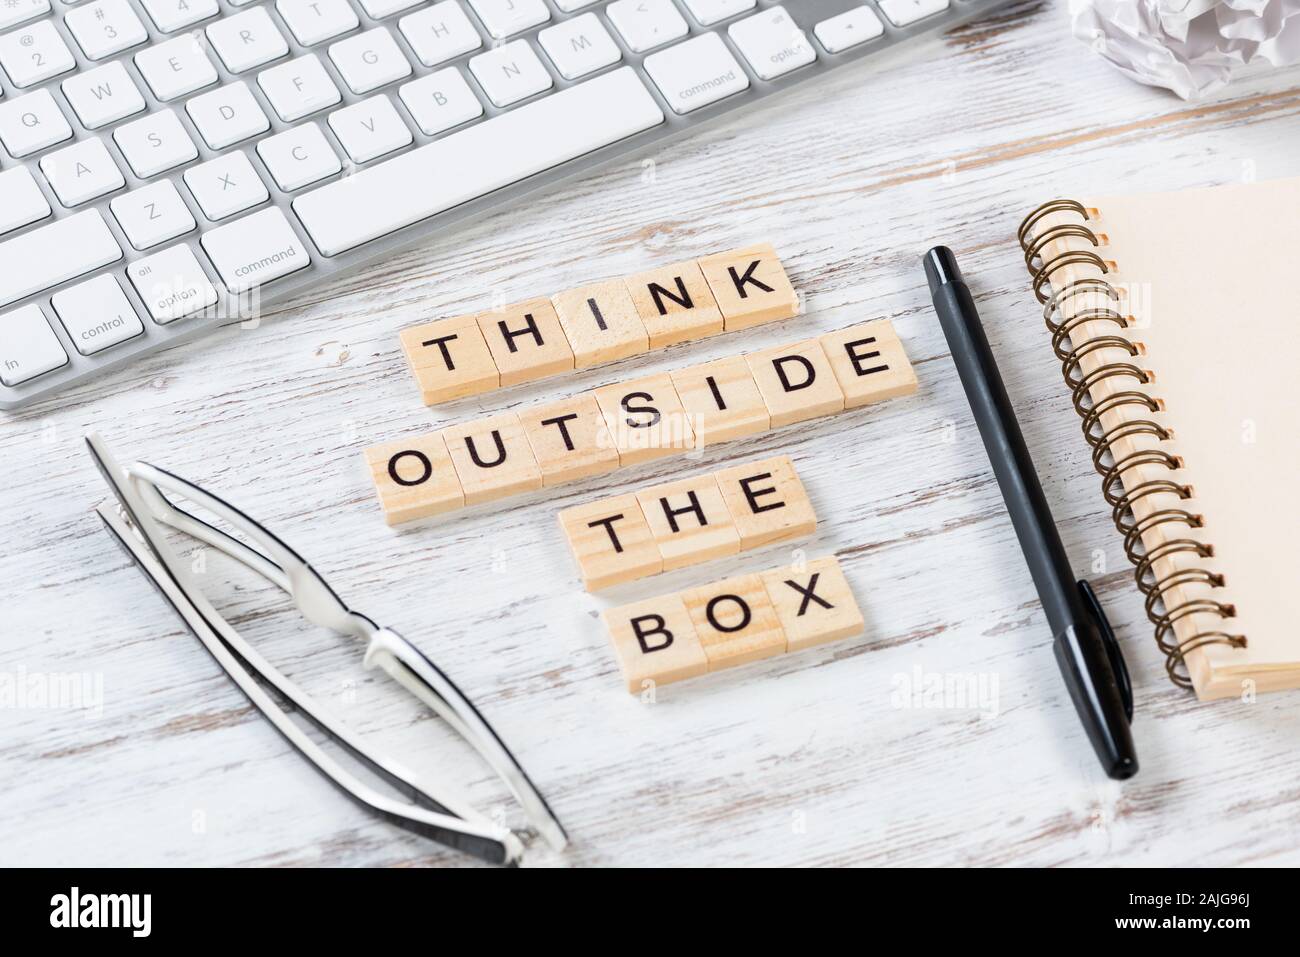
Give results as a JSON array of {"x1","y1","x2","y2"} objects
[{"x1": 87, "y1": 432, "x2": 567, "y2": 866}]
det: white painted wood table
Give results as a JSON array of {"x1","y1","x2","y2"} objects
[{"x1": 4, "y1": 0, "x2": 1300, "y2": 868}]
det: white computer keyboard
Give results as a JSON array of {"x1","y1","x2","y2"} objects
[{"x1": 0, "y1": 0, "x2": 1008, "y2": 409}]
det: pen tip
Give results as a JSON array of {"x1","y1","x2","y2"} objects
[{"x1": 1108, "y1": 755, "x2": 1139, "y2": 780}]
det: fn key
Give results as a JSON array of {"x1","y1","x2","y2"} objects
[
  {"x1": 202, "y1": 208, "x2": 311, "y2": 294},
  {"x1": 1, "y1": 305, "x2": 68, "y2": 388}
]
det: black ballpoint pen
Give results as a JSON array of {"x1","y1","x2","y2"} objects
[{"x1": 923, "y1": 246, "x2": 1138, "y2": 780}]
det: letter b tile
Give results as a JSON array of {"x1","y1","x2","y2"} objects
[{"x1": 604, "y1": 593, "x2": 709, "y2": 694}]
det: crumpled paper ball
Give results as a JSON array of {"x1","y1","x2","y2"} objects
[{"x1": 1070, "y1": 0, "x2": 1300, "y2": 99}]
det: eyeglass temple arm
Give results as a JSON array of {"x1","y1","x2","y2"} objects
[{"x1": 366, "y1": 634, "x2": 569, "y2": 853}]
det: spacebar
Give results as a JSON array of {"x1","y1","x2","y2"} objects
[{"x1": 293, "y1": 67, "x2": 666, "y2": 257}]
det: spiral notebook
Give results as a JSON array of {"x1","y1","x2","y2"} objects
[{"x1": 1017, "y1": 177, "x2": 1300, "y2": 701}]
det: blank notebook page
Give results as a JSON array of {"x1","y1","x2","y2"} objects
[{"x1": 1089, "y1": 177, "x2": 1300, "y2": 694}]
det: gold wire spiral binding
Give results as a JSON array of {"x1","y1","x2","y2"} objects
[{"x1": 1019, "y1": 200, "x2": 1245, "y2": 689}]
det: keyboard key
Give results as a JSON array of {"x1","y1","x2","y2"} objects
[
  {"x1": 814, "y1": 6, "x2": 884, "y2": 52},
  {"x1": 40, "y1": 138, "x2": 126, "y2": 206},
  {"x1": 136, "y1": 35, "x2": 219, "y2": 100},
  {"x1": 552, "y1": 0, "x2": 597, "y2": 9},
  {"x1": 207, "y1": 7, "x2": 289, "y2": 73},
  {"x1": 467, "y1": 0, "x2": 549, "y2": 39},
  {"x1": 329, "y1": 95, "x2": 412, "y2": 163},
  {"x1": 681, "y1": 0, "x2": 754, "y2": 25},
  {"x1": 257, "y1": 122, "x2": 341, "y2": 190},
  {"x1": 0, "y1": 167, "x2": 50, "y2": 236},
  {"x1": 114, "y1": 109, "x2": 198, "y2": 177},
  {"x1": 538, "y1": 13, "x2": 620, "y2": 81},
  {"x1": 184, "y1": 151, "x2": 268, "y2": 220},
  {"x1": 276, "y1": 0, "x2": 359, "y2": 46},
  {"x1": 186, "y1": 80, "x2": 271, "y2": 149},
  {"x1": 293, "y1": 67, "x2": 664, "y2": 256},
  {"x1": 258, "y1": 54, "x2": 341, "y2": 122},
  {"x1": 728, "y1": 7, "x2": 816, "y2": 80},
  {"x1": 51, "y1": 275, "x2": 144, "y2": 356},
  {"x1": 0, "y1": 20, "x2": 76, "y2": 88},
  {"x1": 0, "y1": 0, "x2": 50, "y2": 32},
  {"x1": 201, "y1": 207, "x2": 311, "y2": 293},
  {"x1": 357, "y1": 0, "x2": 423, "y2": 18},
  {"x1": 398, "y1": 1, "x2": 482, "y2": 67},
  {"x1": 399, "y1": 67, "x2": 482, "y2": 136},
  {"x1": 63, "y1": 61, "x2": 147, "y2": 129},
  {"x1": 111, "y1": 179, "x2": 197, "y2": 249},
  {"x1": 878, "y1": 0, "x2": 949, "y2": 27},
  {"x1": 127, "y1": 243, "x2": 218, "y2": 323},
  {"x1": 468, "y1": 39, "x2": 551, "y2": 108},
  {"x1": 0, "y1": 89, "x2": 73, "y2": 157},
  {"x1": 0, "y1": 210, "x2": 122, "y2": 308},
  {"x1": 65, "y1": 0, "x2": 149, "y2": 60},
  {"x1": 643, "y1": 33, "x2": 748, "y2": 114},
  {"x1": 329, "y1": 27, "x2": 412, "y2": 94},
  {"x1": 606, "y1": 0, "x2": 688, "y2": 53},
  {"x1": 0, "y1": 305, "x2": 67, "y2": 387},
  {"x1": 139, "y1": 0, "x2": 219, "y2": 32}
]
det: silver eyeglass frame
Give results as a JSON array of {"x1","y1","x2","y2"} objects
[{"x1": 87, "y1": 432, "x2": 567, "y2": 867}]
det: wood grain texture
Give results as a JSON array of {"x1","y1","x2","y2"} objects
[{"x1": 4, "y1": 0, "x2": 1300, "y2": 867}]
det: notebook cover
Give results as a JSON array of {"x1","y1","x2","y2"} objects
[{"x1": 1038, "y1": 177, "x2": 1300, "y2": 698}]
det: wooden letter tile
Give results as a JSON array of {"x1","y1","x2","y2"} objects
[
  {"x1": 365, "y1": 433, "x2": 465, "y2": 525},
  {"x1": 746, "y1": 337, "x2": 846, "y2": 428},
  {"x1": 636, "y1": 474, "x2": 740, "y2": 572},
  {"x1": 697, "y1": 243, "x2": 799, "y2": 331},
  {"x1": 715, "y1": 455, "x2": 816, "y2": 549},
  {"x1": 551, "y1": 280, "x2": 649, "y2": 368},
  {"x1": 623, "y1": 259, "x2": 723, "y2": 349},
  {"x1": 683, "y1": 573, "x2": 787, "y2": 670},
  {"x1": 819, "y1": 320, "x2": 918, "y2": 408},
  {"x1": 669, "y1": 355, "x2": 770, "y2": 446},
  {"x1": 760, "y1": 556, "x2": 864, "y2": 652},
  {"x1": 399, "y1": 314, "x2": 500, "y2": 405},
  {"x1": 604, "y1": 593, "x2": 709, "y2": 694},
  {"x1": 559, "y1": 492, "x2": 663, "y2": 590},
  {"x1": 593, "y1": 372, "x2": 696, "y2": 466},
  {"x1": 476, "y1": 297, "x2": 574, "y2": 386},
  {"x1": 440, "y1": 411, "x2": 542, "y2": 505},
  {"x1": 518, "y1": 391, "x2": 620, "y2": 487}
]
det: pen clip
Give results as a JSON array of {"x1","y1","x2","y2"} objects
[{"x1": 1078, "y1": 579, "x2": 1133, "y2": 724}]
